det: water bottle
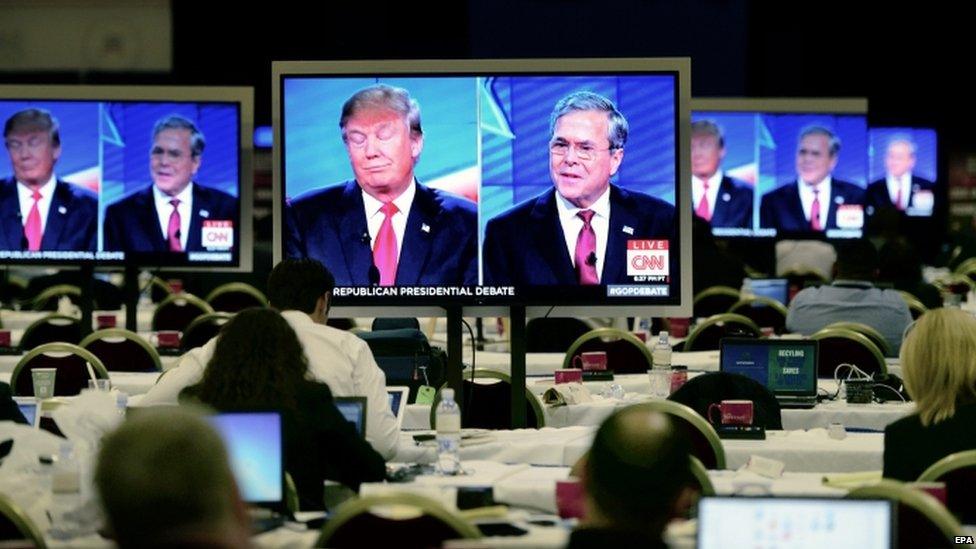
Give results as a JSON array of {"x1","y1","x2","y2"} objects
[
  {"x1": 740, "y1": 277, "x2": 754, "y2": 299},
  {"x1": 436, "y1": 388, "x2": 461, "y2": 476},
  {"x1": 649, "y1": 332, "x2": 672, "y2": 398},
  {"x1": 116, "y1": 392, "x2": 128, "y2": 417},
  {"x1": 52, "y1": 441, "x2": 80, "y2": 494}
]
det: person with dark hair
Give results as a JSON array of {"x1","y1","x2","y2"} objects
[
  {"x1": 180, "y1": 308, "x2": 386, "y2": 510},
  {"x1": 102, "y1": 114, "x2": 238, "y2": 253},
  {"x1": 1, "y1": 108, "x2": 98, "y2": 252},
  {"x1": 285, "y1": 84, "x2": 478, "y2": 286},
  {"x1": 140, "y1": 258, "x2": 400, "y2": 458},
  {"x1": 95, "y1": 406, "x2": 252, "y2": 548},
  {"x1": 878, "y1": 237, "x2": 942, "y2": 309},
  {"x1": 570, "y1": 405, "x2": 695, "y2": 548},
  {"x1": 760, "y1": 126, "x2": 865, "y2": 234},
  {"x1": 483, "y1": 91, "x2": 675, "y2": 286},
  {"x1": 786, "y1": 239, "x2": 912, "y2": 355}
]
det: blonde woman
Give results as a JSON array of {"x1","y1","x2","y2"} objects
[{"x1": 883, "y1": 308, "x2": 976, "y2": 480}]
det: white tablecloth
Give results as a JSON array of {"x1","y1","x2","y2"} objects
[
  {"x1": 0, "y1": 371, "x2": 161, "y2": 396},
  {"x1": 392, "y1": 427, "x2": 595, "y2": 467},
  {"x1": 0, "y1": 308, "x2": 154, "y2": 332},
  {"x1": 0, "y1": 346, "x2": 181, "y2": 375}
]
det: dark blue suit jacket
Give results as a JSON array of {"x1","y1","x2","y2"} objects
[
  {"x1": 865, "y1": 176, "x2": 936, "y2": 215},
  {"x1": 285, "y1": 180, "x2": 478, "y2": 286},
  {"x1": 759, "y1": 179, "x2": 865, "y2": 233},
  {"x1": 0, "y1": 178, "x2": 97, "y2": 252},
  {"x1": 482, "y1": 184, "x2": 675, "y2": 286},
  {"x1": 708, "y1": 175, "x2": 754, "y2": 229},
  {"x1": 102, "y1": 183, "x2": 238, "y2": 252}
]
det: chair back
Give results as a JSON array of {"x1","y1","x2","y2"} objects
[
  {"x1": 634, "y1": 401, "x2": 726, "y2": 469},
  {"x1": 918, "y1": 450, "x2": 976, "y2": 525},
  {"x1": 80, "y1": 328, "x2": 162, "y2": 372},
  {"x1": 10, "y1": 343, "x2": 109, "y2": 397},
  {"x1": 526, "y1": 317, "x2": 594, "y2": 353},
  {"x1": 181, "y1": 312, "x2": 234, "y2": 351},
  {"x1": 683, "y1": 313, "x2": 761, "y2": 352},
  {"x1": 811, "y1": 328, "x2": 887, "y2": 378},
  {"x1": 317, "y1": 493, "x2": 480, "y2": 548},
  {"x1": 897, "y1": 290, "x2": 928, "y2": 321},
  {"x1": 563, "y1": 327, "x2": 653, "y2": 374},
  {"x1": 669, "y1": 371, "x2": 783, "y2": 430},
  {"x1": 728, "y1": 296, "x2": 788, "y2": 334},
  {"x1": 0, "y1": 492, "x2": 47, "y2": 548},
  {"x1": 824, "y1": 321, "x2": 891, "y2": 357},
  {"x1": 204, "y1": 282, "x2": 268, "y2": 313},
  {"x1": 372, "y1": 318, "x2": 421, "y2": 331},
  {"x1": 151, "y1": 293, "x2": 213, "y2": 332},
  {"x1": 20, "y1": 314, "x2": 83, "y2": 350},
  {"x1": 29, "y1": 284, "x2": 82, "y2": 311},
  {"x1": 848, "y1": 479, "x2": 961, "y2": 549},
  {"x1": 430, "y1": 370, "x2": 544, "y2": 430},
  {"x1": 693, "y1": 286, "x2": 741, "y2": 319}
]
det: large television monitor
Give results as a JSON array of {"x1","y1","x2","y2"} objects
[
  {"x1": 867, "y1": 126, "x2": 939, "y2": 219},
  {"x1": 691, "y1": 98, "x2": 868, "y2": 241},
  {"x1": 0, "y1": 85, "x2": 253, "y2": 270},
  {"x1": 273, "y1": 59, "x2": 691, "y2": 316}
]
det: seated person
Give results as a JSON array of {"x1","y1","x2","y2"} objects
[
  {"x1": 786, "y1": 239, "x2": 912, "y2": 356},
  {"x1": 180, "y1": 307, "x2": 386, "y2": 510},
  {"x1": 95, "y1": 406, "x2": 251, "y2": 549},
  {"x1": 569, "y1": 405, "x2": 695, "y2": 549},
  {"x1": 884, "y1": 308, "x2": 976, "y2": 481}
]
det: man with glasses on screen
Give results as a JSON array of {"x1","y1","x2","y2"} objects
[
  {"x1": 0, "y1": 108, "x2": 98, "y2": 252},
  {"x1": 691, "y1": 119, "x2": 753, "y2": 229},
  {"x1": 865, "y1": 137, "x2": 936, "y2": 217},
  {"x1": 102, "y1": 115, "x2": 237, "y2": 253},
  {"x1": 482, "y1": 91, "x2": 675, "y2": 286},
  {"x1": 284, "y1": 84, "x2": 478, "y2": 287},
  {"x1": 759, "y1": 126, "x2": 865, "y2": 234}
]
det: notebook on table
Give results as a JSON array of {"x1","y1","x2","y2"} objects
[{"x1": 719, "y1": 338, "x2": 819, "y2": 409}]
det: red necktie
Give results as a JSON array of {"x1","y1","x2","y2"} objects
[
  {"x1": 24, "y1": 190, "x2": 42, "y2": 251},
  {"x1": 810, "y1": 189, "x2": 822, "y2": 231},
  {"x1": 695, "y1": 180, "x2": 712, "y2": 221},
  {"x1": 894, "y1": 178, "x2": 904, "y2": 210},
  {"x1": 575, "y1": 210, "x2": 599, "y2": 285},
  {"x1": 167, "y1": 198, "x2": 182, "y2": 251},
  {"x1": 373, "y1": 202, "x2": 399, "y2": 286}
]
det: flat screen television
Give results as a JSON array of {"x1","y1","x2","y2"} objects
[
  {"x1": 691, "y1": 98, "x2": 868, "y2": 241},
  {"x1": 0, "y1": 85, "x2": 253, "y2": 270},
  {"x1": 273, "y1": 59, "x2": 691, "y2": 316},
  {"x1": 867, "y1": 126, "x2": 939, "y2": 219}
]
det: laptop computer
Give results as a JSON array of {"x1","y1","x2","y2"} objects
[
  {"x1": 720, "y1": 338, "x2": 819, "y2": 409},
  {"x1": 13, "y1": 397, "x2": 39, "y2": 428},
  {"x1": 697, "y1": 496, "x2": 894, "y2": 549},
  {"x1": 335, "y1": 396, "x2": 368, "y2": 438},
  {"x1": 208, "y1": 411, "x2": 286, "y2": 530},
  {"x1": 750, "y1": 278, "x2": 789, "y2": 305},
  {"x1": 387, "y1": 386, "x2": 409, "y2": 430}
]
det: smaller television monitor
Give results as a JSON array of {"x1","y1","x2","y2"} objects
[
  {"x1": 209, "y1": 411, "x2": 283, "y2": 506},
  {"x1": 0, "y1": 85, "x2": 253, "y2": 270},
  {"x1": 692, "y1": 98, "x2": 868, "y2": 241},
  {"x1": 867, "y1": 127, "x2": 938, "y2": 219},
  {"x1": 697, "y1": 496, "x2": 894, "y2": 549}
]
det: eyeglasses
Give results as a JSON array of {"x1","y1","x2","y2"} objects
[{"x1": 549, "y1": 140, "x2": 615, "y2": 160}]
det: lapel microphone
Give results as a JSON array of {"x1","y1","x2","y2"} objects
[{"x1": 585, "y1": 251, "x2": 597, "y2": 267}]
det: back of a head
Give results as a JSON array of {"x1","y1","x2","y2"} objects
[
  {"x1": 266, "y1": 258, "x2": 335, "y2": 313},
  {"x1": 878, "y1": 238, "x2": 922, "y2": 284},
  {"x1": 95, "y1": 407, "x2": 243, "y2": 547},
  {"x1": 584, "y1": 405, "x2": 693, "y2": 535},
  {"x1": 834, "y1": 239, "x2": 879, "y2": 281},
  {"x1": 901, "y1": 308, "x2": 976, "y2": 426}
]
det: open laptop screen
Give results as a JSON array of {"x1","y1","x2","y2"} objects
[
  {"x1": 209, "y1": 411, "x2": 283, "y2": 505},
  {"x1": 750, "y1": 278, "x2": 789, "y2": 305},
  {"x1": 335, "y1": 396, "x2": 367, "y2": 438},
  {"x1": 719, "y1": 338, "x2": 818, "y2": 397},
  {"x1": 698, "y1": 496, "x2": 893, "y2": 549}
]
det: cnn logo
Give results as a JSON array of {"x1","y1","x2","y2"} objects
[{"x1": 627, "y1": 239, "x2": 669, "y2": 277}]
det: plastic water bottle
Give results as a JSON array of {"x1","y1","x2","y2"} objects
[
  {"x1": 116, "y1": 392, "x2": 128, "y2": 417},
  {"x1": 650, "y1": 332, "x2": 672, "y2": 398},
  {"x1": 436, "y1": 388, "x2": 461, "y2": 476},
  {"x1": 740, "y1": 277, "x2": 754, "y2": 299}
]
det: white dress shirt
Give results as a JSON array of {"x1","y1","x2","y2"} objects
[
  {"x1": 17, "y1": 174, "x2": 56, "y2": 235},
  {"x1": 362, "y1": 181, "x2": 416, "y2": 263},
  {"x1": 555, "y1": 187, "x2": 610, "y2": 281},
  {"x1": 153, "y1": 183, "x2": 193, "y2": 250},
  {"x1": 886, "y1": 173, "x2": 911, "y2": 209},
  {"x1": 138, "y1": 310, "x2": 401, "y2": 459},
  {"x1": 797, "y1": 176, "x2": 832, "y2": 229},
  {"x1": 692, "y1": 170, "x2": 723, "y2": 219}
]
